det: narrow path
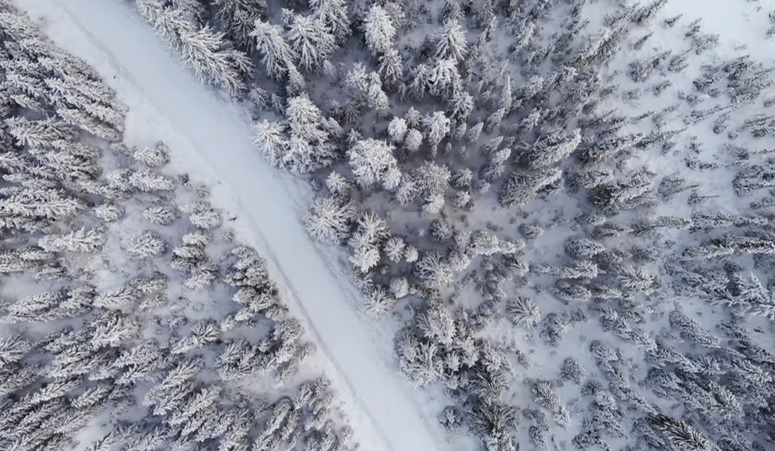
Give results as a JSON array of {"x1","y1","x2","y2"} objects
[{"x1": 16, "y1": 1, "x2": 446, "y2": 450}]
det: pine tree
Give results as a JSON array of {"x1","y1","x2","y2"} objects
[
  {"x1": 522, "y1": 128, "x2": 582, "y2": 169},
  {"x1": 631, "y1": 0, "x2": 669, "y2": 26},
  {"x1": 424, "y1": 111, "x2": 451, "y2": 149},
  {"x1": 0, "y1": 334, "x2": 31, "y2": 367},
  {"x1": 417, "y1": 301, "x2": 456, "y2": 344},
  {"x1": 500, "y1": 168, "x2": 563, "y2": 208},
  {"x1": 348, "y1": 139, "x2": 400, "y2": 189},
  {"x1": 404, "y1": 129, "x2": 423, "y2": 152},
  {"x1": 365, "y1": 72, "x2": 389, "y2": 110},
  {"x1": 180, "y1": 202, "x2": 222, "y2": 230},
  {"x1": 668, "y1": 310, "x2": 721, "y2": 348},
  {"x1": 648, "y1": 414, "x2": 719, "y2": 451},
  {"x1": 129, "y1": 168, "x2": 176, "y2": 191},
  {"x1": 214, "y1": 0, "x2": 268, "y2": 48},
  {"x1": 133, "y1": 142, "x2": 170, "y2": 167},
  {"x1": 138, "y1": 0, "x2": 249, "y2": 93},
  {"x1": 414, "y1": 162, "x2": 451, "y2": 213},
  {"x1": 285, "y1": 15, "x2": 335, "y2": 72},
  {"x1": 95, "y1": 203, "x2": 125, "y2": 222},
  {"x1": 505, "y1": 297, "x2": 541, "y2": 327},
  {"x1": 532, "y1": 381, "x2": 570, "y2": 426},
  {"x1": 435, "y1": 19, "x2": 467, "y2": 61},
  {"x1": 361, "y1": 5, "x2": 396, "y2": 55},
  {"x1": 305, "y1": 196, "x2": 356, "y2": 244},
  {"x1": 565, "y1": 236, "x2": 606, "y2": 260},
  {"x1": 310, "y1": 0, "x2": 350, "y2": 41},
  {"x1": 723, "y1": 272, "x2": 775, "y2": 319},
  {"x1": 94, "y1": 286, "x2": 140, "y2": 310},
  {"x1": 425, "y1": 58, "x2": 461, "y2": 97},
  {"x1": 144, "y1": 205, "x2": 178, "y2": 225},
  {"x1": 90, "y1": 311, "x2": 140, "y2": 347},
  {"x1": 268, "y1": 93, "x2": 337, "y2": 173},
  {"x1": 387, "y1": 117, "x2": 407, "y2": 143},
  {"x1": 253, "y1": 119, "x2": 288, "y2": 168},
  {"x1": 39, "y1": 226, "x2": 107, "y2": 253},
  {"x1": 126, "y1": 231, "x2": 167, "y2": 258},
  {"x1": 415, "y1": 252, "x2": 454, "y2": 290},
  {"x1": 466, "y1": 397, "x2": 517, "y2": 451},
  {"x1": 449, "y1": 91, "x2": 474, "y2": 121},
  {"x1": 378, "y1": 48, "x2": 403, "y2": 88},
  {"x1": 251, "y1": 20, "x2": 296, "y2": 79},
  {"x1": 560, "y1": 357, "x2": 586, "y2": 384},
  {"x1": 467, "y1": 121, "x2": 484, "y2": 143}
]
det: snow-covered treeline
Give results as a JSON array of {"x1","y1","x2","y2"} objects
[
  {"x1": 124, "y1": 0, "x2": 775, "y2": 449},
  {"x1": 0, "y1": 3, "x2": 355, "y2": 450}
]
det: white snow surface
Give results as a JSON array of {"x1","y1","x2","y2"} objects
[{"x1": 15, "y1": 1, "x2": 448, "y2": 450}]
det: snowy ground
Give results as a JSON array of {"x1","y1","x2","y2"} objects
[
  {"x1": 663, "y1": 0, "x2": 774, "y2": 62},
  {"x1": 14, "y1": 0, "x2": 449, "y2": 450}
]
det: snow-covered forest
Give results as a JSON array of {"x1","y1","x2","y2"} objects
[
  {"x1": 4, "y1": 0, "x2": 775, "y2": 449},
  {"x1": 0, "y1": 3, "x2": 355, "y2": 450}
]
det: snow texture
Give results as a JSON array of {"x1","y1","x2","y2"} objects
[{"x1": 15, "y1": 0, "x2": 446, "y2": 450}]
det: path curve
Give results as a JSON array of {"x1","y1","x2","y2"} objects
[{"x1": 15, "y1": 1, "x2": 446, "y2": 450}]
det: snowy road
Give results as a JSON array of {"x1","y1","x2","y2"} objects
[{"x1": 15, "y1": 1, "x2": 446, "y2": 450}]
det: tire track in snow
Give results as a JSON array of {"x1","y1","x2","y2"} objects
[{"x1": 15, "y1": 1, "x2": 446, "y2": 450}]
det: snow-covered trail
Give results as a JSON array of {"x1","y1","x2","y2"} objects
[{"x1": 16, "y1": 1, "x2": 446, "y2": 450}]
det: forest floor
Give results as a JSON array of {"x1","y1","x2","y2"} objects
[{"x1": 15, "y1": 0, "x2": 449, "y2": 450}]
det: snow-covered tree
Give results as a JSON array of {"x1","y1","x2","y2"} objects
[
  {"x1": 129, "y1": 168, "x2": 176, "y2": 191},
  {"x1": 348, "y1": 139, "x2": 399, "y2": 189},
  {"x1": 285, "y1": 15, "x2": 335, "y2": 72},
  {"x1": 425, "y1": 58, "x2": 462, "y2": 97},
  {"x1": 214, "y1": 0, "x2": 268, "y2": 47},
  {"x1": 387, "y1": 117, "x2": 407, "y2": 143},
  {"x1": 500, "y1": 168, "x2": 563, "y2": 208},
  {"x1": 94, "y1": 286, "x2": 140, "y2": 310},
  {"x1": 91, "y1": 311, "x2": 140, "y2": 347},
  {"x1": 361, "y1": 5, "x2": 396, "y2": 55},
  {"x1": 532, "y1": 381, "x2": 570, "y2": 426},
  {"x1": 417, "y1": 301, "x2": 456, "y2": 345},
  {"x1": 565, "y1": 236, "x2": 606, "y2": 260},
  {"x1": 144, "y1": 205, "x2": 178, "y2": 225},
  {"x1": 378, "y1": 48, "x2": 403, "y2": 87},
  {"x1": 180, "y1": 202, "x2": 222, "y2": 230},
  {"x1": 310, "y1": 0, "x2": 350, "y2": 41},
  {"x1": 404, "y1": 128, "x2": 423, "y2": 152},
  {"x1": 723, "y1": 272, "x2": 775, "y2": 319},
  {"x1": 415, "y1": 252, "x2": 454, "y2": 290},
  {"x1": 345, "y1": 64, "x2": 389, "y2": 111},
  {"x1": 253, "y1": 119, "x2": 288, "y2": 166},
  {"x1": 522, "y1": 128, "x2": 582, "y2": 169},
  {"x1": 389, "y1": 277, "x2": 410, "y2": 299},
  {"x1": 648, "y1": 414, "x2": 719, "y2": 451},
  {"x1": 126, "y1": 231, "x2": 167, "y2": 258},
  {"x1": 138, "y1": 0, "x2": 249, "y2": 93},
  {"x1": 435, "y1": 19, "x2": 467, "y2": 61},
  {"x1": 251, "y1": 20, "x2": 296, "y2": 79},
  {"x1": 505, "y1": 297, "x2": 541, "y2": 327},
  {"x1": 133, "y1": 142, "x2": 170, "y2": 167},
  {"x1": 285, "y1": 93, "x2": 326, "y2": 142},
  {"x1": 414, "y1": 162, "x2": 451, "y2": 213},
  {"x1": 449, "y1": 91, "x2": 474, "y2": 121},
  {"x1": 561, "y1": 357, "x2": 586, "y2": 384},
  {"x1": 39, "y1": 226, "x2": 107, "y2": 253},
  {"x1": 0, "y1": 335, "x2": 32, "y2": 367},
  {"x1": 467, "y1": 121, "x2": 484, "y2": 144},
  {"x1": 383, "y1": 236, "x2": 405, "y2": 262},
  {"x1": 424, "y1": 111, "x2": 451, "y2": 149},
  {"x1": 669, "y1": 310, "x2": 721, "y2": 348},
  {"x1": 305, "y1": 196, "x2": 356, "y2": 244}
]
